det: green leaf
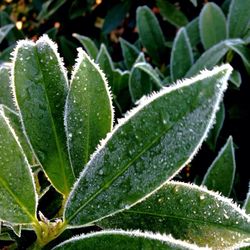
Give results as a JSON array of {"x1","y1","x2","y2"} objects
[
  {"x1": 0, "y1": 24, "x2": 14, "y2": 44},
  {"x1": 189, "y1": 0, "x2": 197, "y2": 7},
  {"x1": 129, "y1": 62, "x2": 162, "y2": 103},
  {"x1": 156, "y1": 0, "x2": 188, "y2": 28},
  {"x1": 136, "y1": 6, "x2": 167, "y2": 65},
  {"x1": 229, "y1": 70, "x2": 242, "y2": 88},
  {"x1": 103, "y1": 1, "x2": 132, "y2": 34},
  {"x1": 243, "y1": 184, "x2": 250, "y2": 214},
  {"x1": 65, "y1": 48, "x2": 113, "y2": 178},
  {"x1": 226, "y1": 42, "x2": 250, "y2": 74},
  {"x1": 186, "y1": 18, "x2": 200, "y2": 48},
  {"x1": 0, "y1": 64, "x2": 16, "y2": 111},
  {"x1": 206, "y1": 103, "x2": 225, "y2": 151},
  {"x1": 120, "y1": 38, "x2": 140, "y2": 69},
  {"x1": 99, "y1": 182, "x2": 250, "y2": 249},
  {"x1": 53, "y1": 230, "x2": 201, "y2": 250},
  {"x1": 185, "y1": 39, "x2": 243, "y2": 77},
  {"x1": 199, "y1": 3, "x2": 227, "y2": 50},
  {"x1": 0, "y1": 108, "x2": 37, "y2": 224},
  {"x1": 64, "y1": 64, "x2": 232, "y2": 226},
  {"x1": 170, "y1": 28, "x2": 193, "y2": 81},
  {"x1": 112, "y1": 69, "x2": 130, "y2": 96},
  {"x1": 12, "y1": 35, "x2": 75, "y2": 195},
  {"x1": 96, "y1": 44, "x2": 114, "y2": 90},
  {"x1": 202, "y1": 136, "x2": 236, "y2": 197},
  {"x1": 228, "y1": 0, "x2": 250, "y2": 38},
  {"x1": 72, "y1": 33, "x2": 98, "y2": 59},
  {"x1": 0, "y1": 105, "x2": 36, "y2": 166}
]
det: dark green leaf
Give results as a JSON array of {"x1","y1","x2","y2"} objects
[
  {"x1": 228, "y1": 0, "x2": 250, "y2": 38},
  {"x1": 65, "y1": 49, "x2": 113, "y2": 178},
  {"x1": 99, "y1": 182, "x2": 250, "y2": 249},
  {"x1": 156, "y1": 0, "x2": 188, "y2": 28},
  {"x1": 229, "y1": 70, "x2": 242, "y2": 88},
  {"x1": 73, "y1": 33, "x2": 98, "y2": 59},
  {"x1": 202, "y1": 136, "x2": 236, "y2": 197},
  {"x1": 53, "y1": 230, "x2": 200, "y2": 250},
  {"x1": 186, "y1": 18, "x2": 200, "y2": 48},
  {"x1": 64, "y1": 64, "x2": 232, "y2": 226},
  {"x1": 0, "y1": 24, "x2": 14, "y2": 44},
  {"x1": 136, "y1": 6, "x2": 167, "y2": 65},
  {"x1": 0, "y1": 108, "x2": 37, "y2": 224},
  {"x1": 120, "y1": 38, "x2": 140, "y2": 69},
  {"x1": 112, "y1": 69, "x2": 130, "y2": 96},
  {"x1": 170, "y1": 28, "x2": 193, "y2": 81},
  {"x1": 199, "y1": 3, "x2": 227, "y2": 50},
  {"x1": 12, "y1": 35, "x2": 75, "y2": 195},
  {"x1": 243, "y1": 184, "x2": 250, "y2": 214}
]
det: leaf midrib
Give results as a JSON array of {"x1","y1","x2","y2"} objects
[
  {"x1": 34, "y1": 47, "x2": 70, "y2": 194},
  {"x1": 124, "y1": 209, "x2": 250, "y2": 235}
]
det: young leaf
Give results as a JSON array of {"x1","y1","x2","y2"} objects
[
  {"x1": 186, "y1": 18, "x2": 200, "y2": 48},
  {"x1": 96, "y1": 44, "x2": 114, "y2": 90},
  {"x1": 0, "y1": 24, "x2": 14, "y2": 44},
  {"x1": 99, "y1": 182, "x2": 250, "y2": 249},
  {"x1": 243, "y1": 185, "x2": 250, "y2": 214},
  {"x1": 120, "y1": 38, "x2": 140, "y2": 69},
  {"x1": 230, "y1": 70, "x2": 242, "y2": 88},
  {"x1": 185, "y1": 39, "x2": 243, "y2": 77},
  {"x1": 206, "y1": 103, "x2": 225, "y2": 151},
  {"x1": 64, "y1": 64, "x2": 232, "y2": 227},
  {"x1": 227, "y1": 0, "x2": 250, "y2": 38},
  {"x1": 129, "y1": 62, "x2": 162, "y2": 103},
  {"x1": 72, "y1": 33, "x2": 98, "y2": 59},
  {"x1": 0, "y1": 109, "x2": 37, "y2": 224},
  {"x1": 11, "y1": 35, "x2": 75, "y2": 195},
  {"x1": 136, "y1": 6, "x2": 167, "y2": 65},
  {"x1": 0, "y1": 64, "x2": 16, "y2": 111},
  {"x1": 53, "y1": 230, "x2": 202, "y2": 250},
  {"x1": 0, "y1": 105, "x2": 36, "y2": 166},
  {"x1": 202, "y1": 136, "x2": 236, "y2": 197},
  {"x1": 65, "y1": 48, "x2": 113, "y2": 178},
  {"x1": 112, "y1": 69, "x2": 130, "y2": 96},
  {"x1": 199, "y1": 3, "x2": 227, "y2": 50},
  {"x1": 156, "y1": 0, "x2": 188, "y2": 28},
  {"x1": 170, "y1": 28, "x2": 193, "y2": 81}
]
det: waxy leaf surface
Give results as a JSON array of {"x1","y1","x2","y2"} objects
[
  {"x1": 65, "y1": 65, "x2": 232, "y2": 226},
  {"x1": 203, "y1": 136, "x2": 236, "y2": 197},
  {"x1": 99, "y1": 182, "x2": 250, "y2": 249},
  {"x1": 53, "y1": 230, "x2": 201, "y2": 250},
  {"x1": 0, "y1": 110, "x2": 37, "y2": 224},
  {"x1": 65, "y1": 49, "x2": 113, "y2": 178},
  {"x1": 199, "y1": 3, "x2": 227, "y2": 50},
  {"x1": 170, "y1": 28, "x2": 193, "y2": 81},
  {"x1": 12, "y1": 35, "x2": 75, "y2": 195}
]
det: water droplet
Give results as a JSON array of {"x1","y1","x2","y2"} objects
[{"x1": 200, "y1": 195, "x2": 205, "y2": 200}]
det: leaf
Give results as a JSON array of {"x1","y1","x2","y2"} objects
[
  {"x1": 12, "y1": 35, "x2": 75, "y2": 195},
  {"x1": 120, "y1": 38, "x2": 140, "y2": 69},
  {"x1": 112, "y1": 69, "x2": 130, "y2": 96},
  {"x1": 64, "y1": 64, "x2": 232, "y2": 226},
  {"x1": 65, "y1": 48, "x2": 113, "y2": 178},
  {"x1": 103, "y1": 1, "x2": 132, "y2": 34},
  {"x1": 99, "y1": 182, "x2": 250, "y2": 249},
  {"x1": 0, "y1": 24, "x2": 14, "y2": 44},
  {"x1": 156, "y1": 0, "x2": 188, "y2": 28},
  {"x1": 129, "y1": 62, "x2": 162, "y2": 103},
  {"x1": 136, "y1": 6, "x2": 167, "y2": 65},
  {"x1": 0, "y1": 108, "x2": 37, "y2": 224},
  {"x1": 170, "y1": 28, "x2": 193, "y2": 81},
  {"x1": 186, "y1": 18, "x2": 200, "y2": 48},
  {"x1": 0, "y1": 64, "x2": 16, "y2": 111},
  {"x1": 189, "y1": 0, "x2": 197, "y2": 7},
  {"x1": 243, "y1": 184, "x2": 250, "y2": 214},
  {"x1": 226, "y1": 42, "x2": 250, "y2": 74},
  {"x1": 96, "y1": 44, "x2": 114, "y2": 90},
  {"x1": 227, "y1": 0, "x2": 250, "y2": 38},
  {"x1": 229, "y1": 70, "x2": 242, "y2": 88},
  {"x1": 206, "y1": 103, "x2": 225, "y2": 151},
  {"x1": 0, "y1": 105, "x2": 36, "y2": 166},
  {"x1": 53, "y1": 230, "x2": 202, "y2": 250},
  {"x1": 185, "y1": 39, "x2": 243, "y2": 77},
  {"x1": 72, "y1": 33, "x2": 98, "y2": 59},
  {"x1": 199, "y1": 3, "x2": 227, "y2": 50},
  {"x1": 202, "y1": 136, "x2": 236, "y2": 197}
]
